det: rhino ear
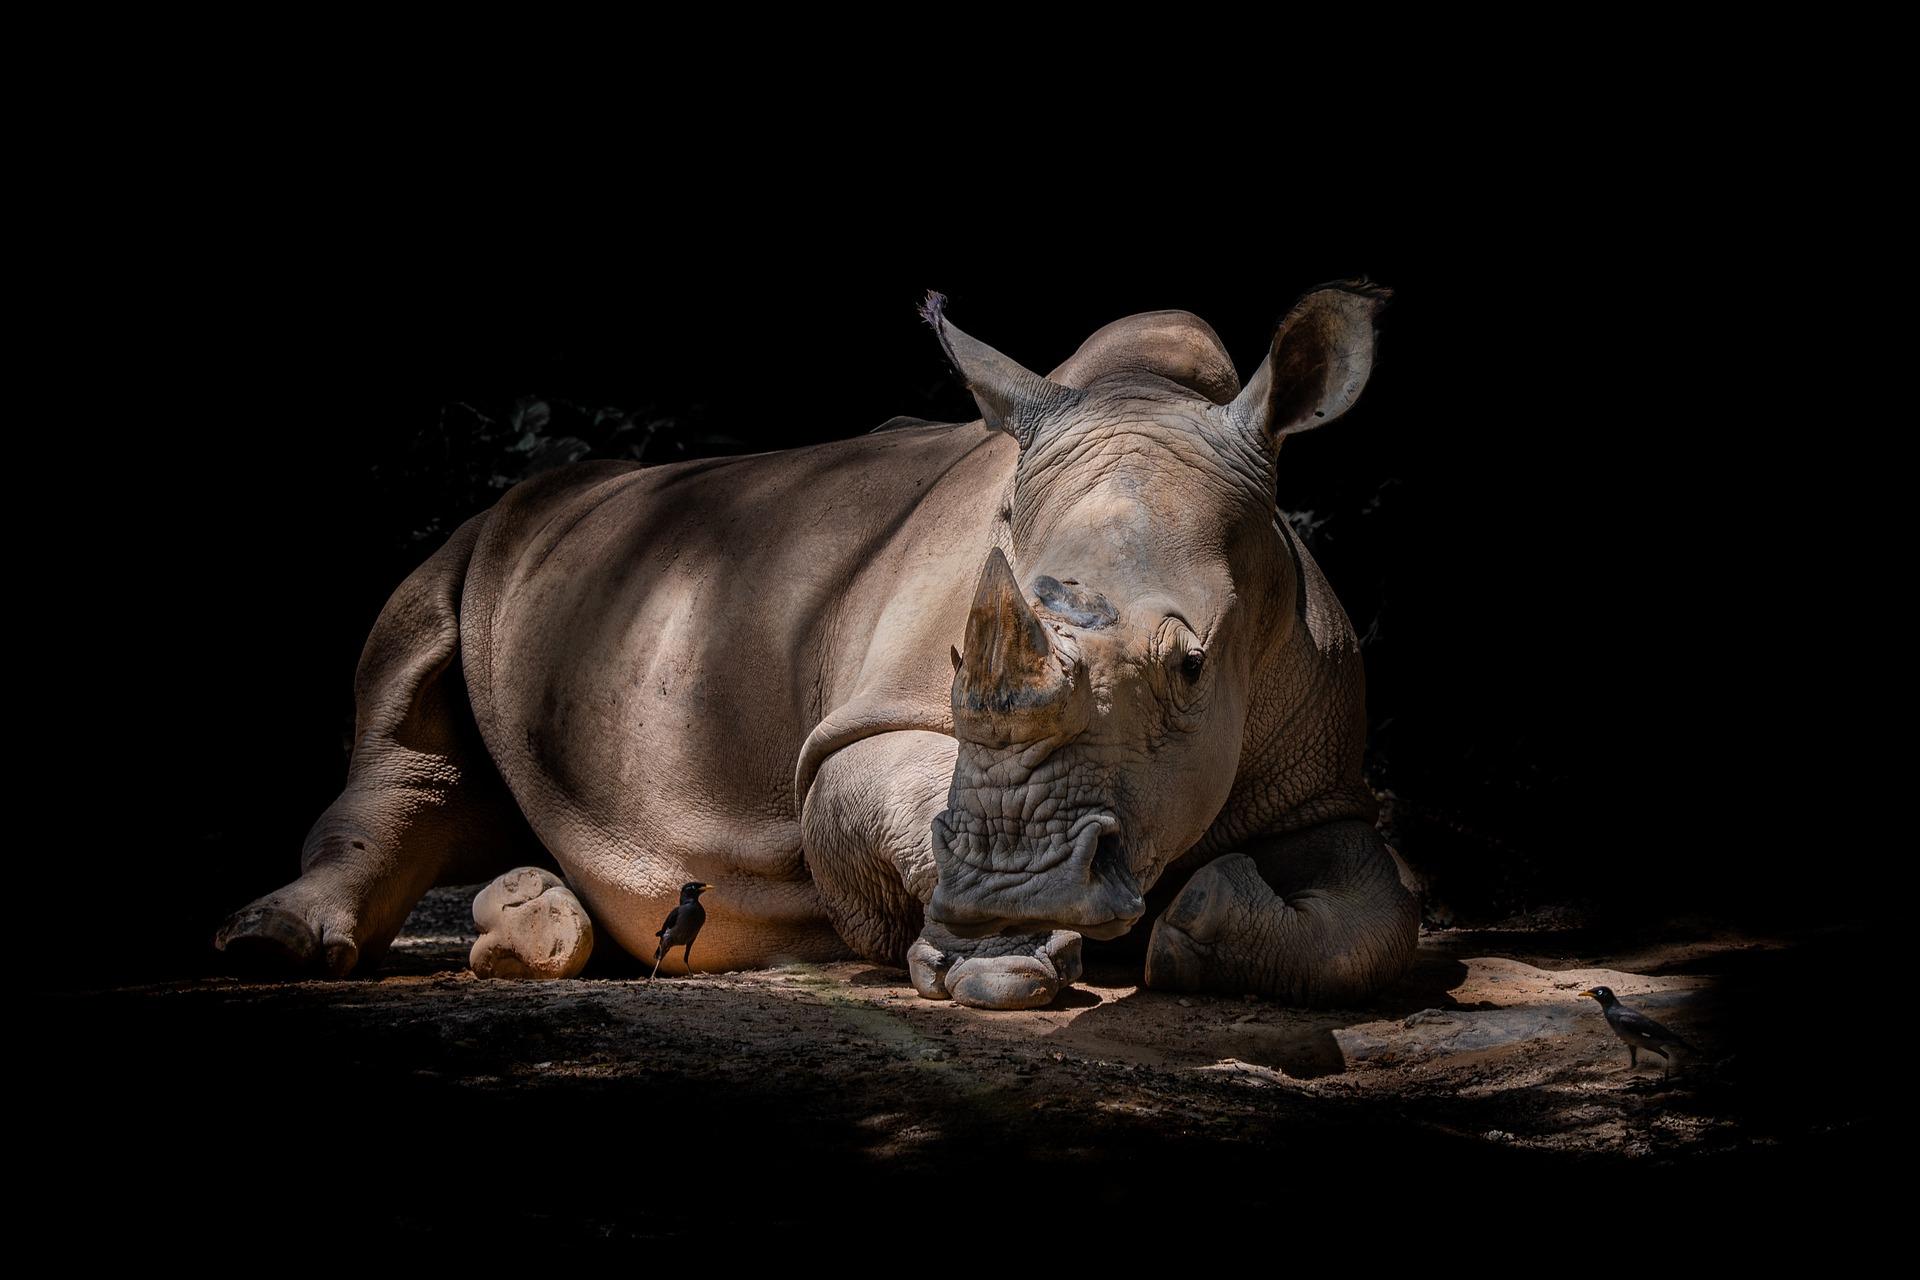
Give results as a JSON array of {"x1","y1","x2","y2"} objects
[
  {"x1": 1228, "y1": 280, "x2": 1390, "y2": 447},
  {"x1": 921, "y1": 291, "x2": 1083, "y2": 448}
]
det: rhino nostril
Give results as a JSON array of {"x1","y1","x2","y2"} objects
[{"x1": 1092, "y1": 831, "x2": 1124, "y2": 884}]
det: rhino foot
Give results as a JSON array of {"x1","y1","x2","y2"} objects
[
  {"x1": 469, "y1": 868, "x2": 594, "y2": 979},
  {"x1": 907, "y1": 921, "x2": 1082, "y2": 1010},
  {"x1": 1145, "y1": 826, "x2": 1418, "y2": 1006},
  {"x1": 214, "y1": 885, "x2": 364, "y2": 978},
  {"x1": 215, "y1": 871, "x2": 378, "y2": 982}
]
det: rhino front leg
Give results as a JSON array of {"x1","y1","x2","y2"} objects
[
  {"x1": 802, "y1": 728, "x2": 1087, "y2": 1009},
  {"x1": 1145, "y1": 820, "x2": 1418, "y2": 1007}
]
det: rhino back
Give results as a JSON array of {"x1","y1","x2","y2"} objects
[{"x1": 460, "y1": 423, "x2": 1014, "y2": 885}]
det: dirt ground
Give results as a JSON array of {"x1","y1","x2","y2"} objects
[{"x1": 34, "y1": 888, "x2": 1884, "y2": 1251}]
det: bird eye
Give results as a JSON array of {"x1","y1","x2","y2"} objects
[{"x1": 1181, "y1": 649, "x2": 1206, "y2": 680}]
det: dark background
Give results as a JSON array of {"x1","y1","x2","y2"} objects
[
  {"x1": 25, "y1": 106, "x2": 1894, "y2": 1257},
  {"x1": 74, "y1": 194, "x2": 1843, "y2": 989},
  {"x1": 21, "y1": 57, "x2": 1898, "y2": 1255}
]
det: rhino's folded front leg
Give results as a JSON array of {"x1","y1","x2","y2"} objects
[
  {"x1": 908, "y1": 921, "x2": 1083, "y2": 1010},
  {"x1": 1145, "y1": 820, "x2": 1418, "y2": 1007}
]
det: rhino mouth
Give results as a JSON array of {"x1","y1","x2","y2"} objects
[{"x1": 928, "y1": 808, "x2": 1146, "y2": 941}]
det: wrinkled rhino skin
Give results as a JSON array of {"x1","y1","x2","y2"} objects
[{"x1": 216, "y1": 285, "x2": 1419, "y2": 1009}]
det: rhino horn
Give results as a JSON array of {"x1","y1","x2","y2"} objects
[
  {"x1": 961, "y1": 546, "x2": 1053, "y2": 692},
  {"x1": 953, "y1": 547, "x2": 1084, "y2": 744},
  {"x1": 1228, "y1": 280, "x2": 1391, "y2": 446},
  {"x1": 921, "y1": 291, "x2": 1083, "y2": 448}
]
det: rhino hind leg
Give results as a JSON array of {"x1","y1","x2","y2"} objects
[
  {"x1": 216, "y1": 515, "x2": 544, "y2": 977},
  {"x1": 1145, "y1": 820, "x2": 1419, "y2": 1007}
]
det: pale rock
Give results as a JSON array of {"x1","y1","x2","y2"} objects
[{"x1": 469, "y1": 868, "x2": 593, "y2": 979}]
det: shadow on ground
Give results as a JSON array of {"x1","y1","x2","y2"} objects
[{"x1": 29, "y1": 890, "x2": 1886, "y2": 1251}]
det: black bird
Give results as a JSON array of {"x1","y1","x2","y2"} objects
[
  {"x1": 650, "y1": 882, "x2": 714, "y2": 981},
  {"x1": 1581, "y1": 986, "x2": 1696, "y2": 1078}
]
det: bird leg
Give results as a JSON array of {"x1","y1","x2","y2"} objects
[{"x1": 1629, "y1": 1046, "x2": 1638, "y2": 1069}]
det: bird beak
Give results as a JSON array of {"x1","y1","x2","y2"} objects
[
  {"x1": 701, "y1": 884, "x2": 716, "y2": 891},
  {"x1": 1578, "y1": 990, "x2": 1595, "y2": 1000}
]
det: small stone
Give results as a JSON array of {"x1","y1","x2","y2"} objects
[
  {"x1": 1179, "y1": 998, "x2": 1194, "y2": 1008},
  {"x1": 1484, "y1": 1129, "x2": 1514, "y2": 1142}
]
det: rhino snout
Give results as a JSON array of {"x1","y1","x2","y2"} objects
[{"x1": 928, "y1": 808, "x2": 1144, "y2": 941}]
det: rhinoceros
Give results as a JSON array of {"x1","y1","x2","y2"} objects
[{"x1": 214, "y1": 282, "x2": 1419, "y2": 1010}]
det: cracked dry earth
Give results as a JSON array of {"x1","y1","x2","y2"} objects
[{"x1": 38, "y1": 889, "x2": 1878, "y2": 1247}]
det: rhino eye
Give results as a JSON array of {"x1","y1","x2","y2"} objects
[{"x1": 1181, "y1": 649, "x2": 1206, "y2": 680}]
